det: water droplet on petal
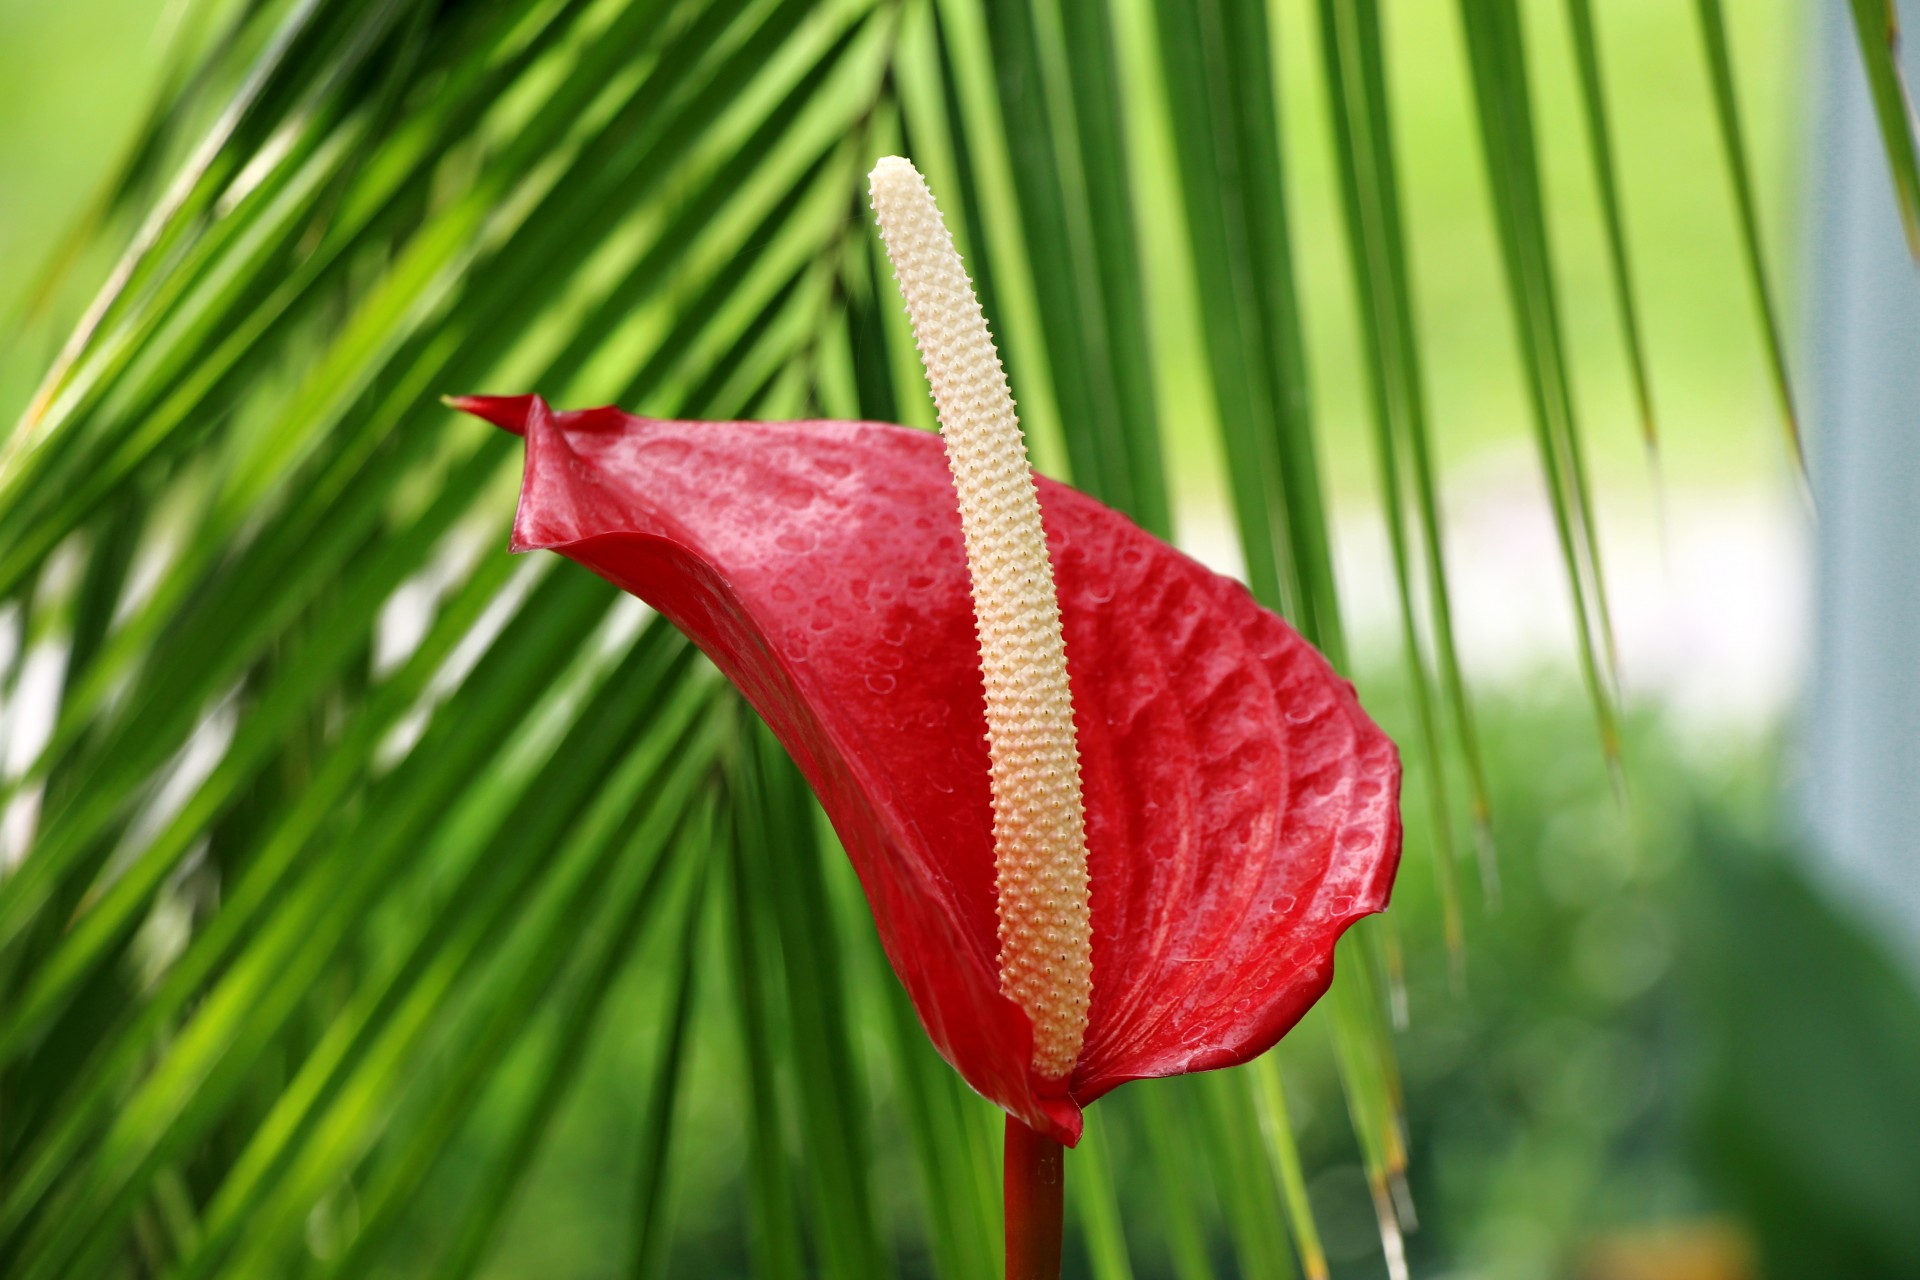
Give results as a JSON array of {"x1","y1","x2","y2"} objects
[{"x1": 639, "y1": 439, "x2": 689, "y2": 465}]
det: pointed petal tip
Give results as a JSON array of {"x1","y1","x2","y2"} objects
[{"x1": 445, "y1": 393, "x2": 546, "y2": 436}]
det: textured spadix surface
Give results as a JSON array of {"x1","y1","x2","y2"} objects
[
  {"x1": 870, "y1": 154, "x2": 1093, "y2": 1082},
  {"x1": 456, "y1": 394, "x2": 1402, "y2": 1144}
]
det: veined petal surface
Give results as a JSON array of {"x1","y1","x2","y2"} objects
[{"x1": 457, "y1": 395, "x2": 1401, "y2": 1143}]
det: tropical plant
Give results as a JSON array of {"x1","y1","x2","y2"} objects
[{"x1": 1, "y1": 0, "x2": 1913, "y2": 1277}]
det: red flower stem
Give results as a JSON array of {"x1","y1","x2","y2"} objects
[{"x1": 1003, "y1": 1114, "x2": 1066, "y2": 1280}]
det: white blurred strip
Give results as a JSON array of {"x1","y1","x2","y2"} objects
[{"x1": 1177, "y1": 456, "x2": 1807, "y2": 739}]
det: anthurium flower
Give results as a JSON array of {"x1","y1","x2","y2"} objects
[
  {"x1": 448, "y1": 387, "x2": 1400, "y2": 1120},
  {"x1": 453, "y1": 156, "x2": 1399, "y2": 1276}
]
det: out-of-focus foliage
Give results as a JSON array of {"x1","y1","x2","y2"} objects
[
  {"x1": 2, "y1": 0, "x2": 1915, "y2": 1277},
  {"x1": 1353, "y1": 687, "x2": 1920, "y2": 1280},
  {"x1": 1687, "y1": 826, "x2": 1920, "y2": 1277}
]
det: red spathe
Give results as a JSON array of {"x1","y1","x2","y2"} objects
[{"x1": 456, "y1": 394, "x2": 1402, "y2": 1145}]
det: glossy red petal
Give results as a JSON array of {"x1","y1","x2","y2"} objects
[{"x1": 456, "y1": 395, "x2": 1401, "y2": 1144}]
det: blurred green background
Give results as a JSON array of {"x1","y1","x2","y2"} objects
[{"x1": 5, "y1": 0, "x2": 1918, "y2": 1278}]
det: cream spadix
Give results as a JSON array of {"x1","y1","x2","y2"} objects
[{"x1": 867, "y1": 155, "x2": 1093, "y2": 1080}]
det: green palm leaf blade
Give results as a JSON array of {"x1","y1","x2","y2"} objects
[
  {"x1": 3, "y1": 0, "x2": 244, "y2": 338},
  {"x1": 3, "y1": 7, "x2": 442, "y2": 562},
  {"x1": 1251, "y1": 1054, "x2": 1330, "y2": 1280},
  {"x1": 1693, "y1": 0, "x2": 1806, "y2": 479},
  {"x1": 967, "y1": 0, "x2": 1172, "y2": 534},
  {"x1": 869, "y1": 884, "x2": 1004, "y2": 1280},
  {"x1": 1327, "y1": 933, "x2": 1412, "y2": 1280},
  {"x1": 0, "y1": 0, "x2": 890, "y2": 1006},
  {"x1": 232, "y1": 717, "x2": 718, "y2": 1280},
  {"x1": 417, "y1": 811, "x2": 717, "y2": 1280},
  {"x1": 0, "y1": 432, "x2": 513, "y2": 958},
  {"x1": 1148, "y1": 0, "x2": 1342, "y2": 651},
  {"x1": 1846, "y1": 0, "x2": 1920, "y2": 258},
  {"x1": 1315, "y1": 0, "x2": 1482, "y2": 946},
  {"x1": 3, "y1": 613, "x2": 706, "y2": 1278},
  {"x1": 1, "y1": 61, "x2": 738, "y2": 808},
  {"x1": 6, "y1": 0, "x2": 403, "y2": 442},
  {"x1": 1075, "y1": 1113, "x2": 1128, "y2": 1280},
  {"x1": 0, "y1": 0, "x2": 879, "y2": 597},
  {"x1": 1133, "y1": 1085, "x2": 1222, "y2": 1280},
  {"x1": 0, "y1": 495, "x2": 524, "y2": 1065},
  {"x1": 893, "y1": 0, "x2": 1071, "y2": 463},
  {"x1": 723, "y1": 805, "x2": 812, "y2": 1280},
  {"x1": 0, "y1": 499, "x2": 151, "y2": 1031},
  {"x1": 729, "y1": 716, "x2": 889, "y2": 1279},
  {"x1": 1563, "y1": 0, "x2": 1660, "y2": 453},
  {"x1": 1068, "y1": 1107, "x2": 1136, "y2": 1280},
  {"x1": 0, "y1": 559, "x2": 603, "y2": 1169},
  {"x1": 176, "y1": 646, "x2": 717, "y2": 1280},
  {"x1": 624, "y1": 863, "x2": 711, "y2": 1280},
  {"x1": 3, "y1": 224, "x2": 827, "y2": 1052},
  {"x1": 1138, "y1": 0, "x2": 1414, "y2": 1249},
  {"x1": 1051, "y1": 0, "x2": 1175, "y2": 538},
  {"x1": 1454, "y1": 0, "x2": 1624, "y2": 775},
  {"x1": 1197, "y1": 1071, "x2": 1299, "y2": 1278},
  {"x1": 5, "y1": 155, "x2": 848, "y2": 1243}
]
